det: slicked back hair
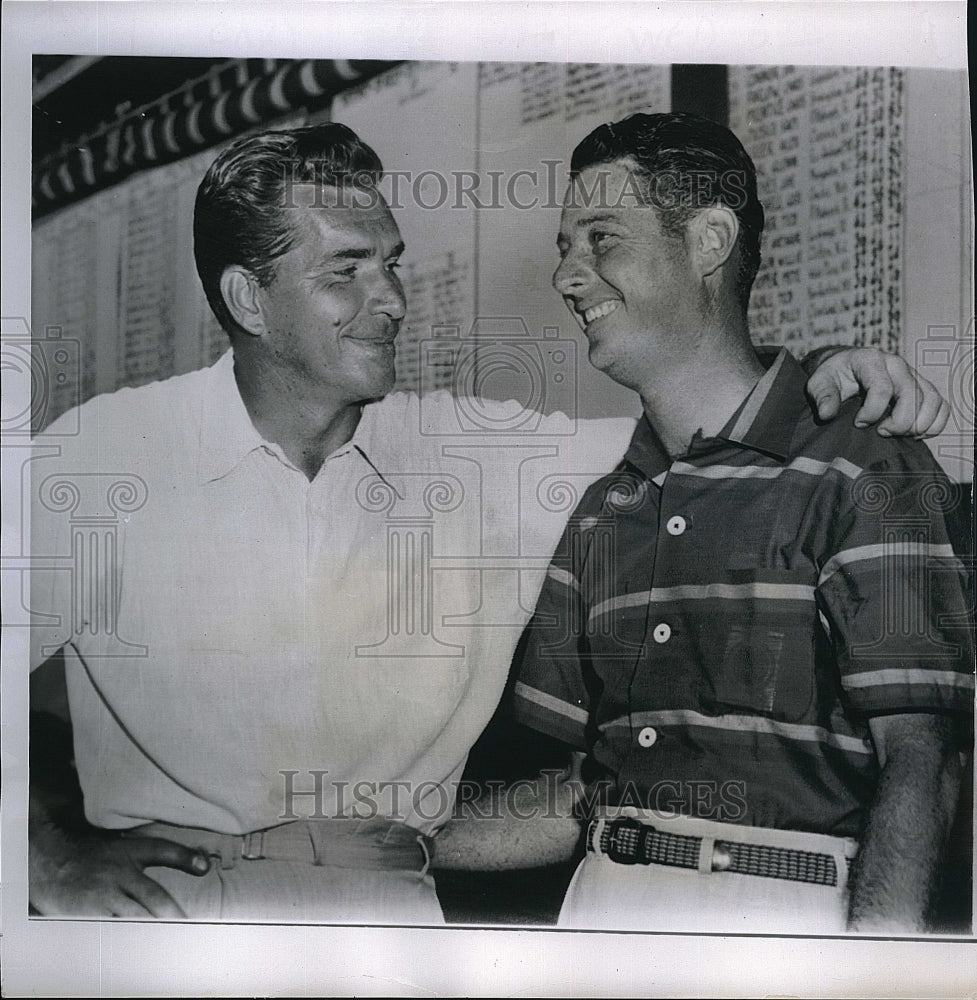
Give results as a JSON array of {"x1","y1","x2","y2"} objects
[{"x1": 194, "y1": 123, "x2": 384, "y2": 335}]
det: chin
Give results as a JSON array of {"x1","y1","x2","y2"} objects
[
  {"x1": 588, "y1": 343, "x2": 642, "y2": 392},
  {"x1": 363, "y1": 367, "x2": 397, "y2": 401},
  {"x1": 587, "y1": 340, "x2": 618, "y2": 376}
]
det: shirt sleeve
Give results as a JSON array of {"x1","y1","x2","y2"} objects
[
  {"x1": 512, "y1": 513, "x2": 595, "y2": 750},
  {"x1": 816, "y1": 442, "x2": 974, "y2": 717}
]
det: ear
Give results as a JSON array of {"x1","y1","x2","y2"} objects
[
  {"x1": 220, "y1": 266, "x2": 266, "y2": 338},
  {"x1": 690, "y1": 205, "x2": 739, "y2": 280}
]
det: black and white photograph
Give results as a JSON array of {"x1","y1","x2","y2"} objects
[{"x1": 2, "y1": 2, "x2": 974, "y2": 996}]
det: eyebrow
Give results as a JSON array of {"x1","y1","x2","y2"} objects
[
  {"x1": 314, "y1": 240, "x2": 406, "y2": 268},
  {"x1": 329, "y1": 247, "x2": 372, "y2": 262},
  {"x1": 575, "y1": 213, "x2": 622, "y2": 228}
]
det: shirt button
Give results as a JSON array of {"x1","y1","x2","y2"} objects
[
  {"x1": 652, "y1": 623, "x2": 671, "y2": 643},
  {"x1": 637, "y1": 726, "x2": 657, "y2": 748},
  {"x1": 666, "y1": 515, "x2": 687, "y2": 536}
]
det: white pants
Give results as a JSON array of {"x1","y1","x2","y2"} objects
[
  {"x1": 138, "y1": 819, "x2": 444, "y2": 925},
  {"x1": 147, "y1": 859, "x2": 443, "y2": 925},
  {"x1": 559, "y1": 809, "x2": 856, "y2": 935}
]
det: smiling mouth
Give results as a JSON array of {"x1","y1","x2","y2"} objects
[{"x1": 572, "y1": 299, "x2": 620, "y2": 331}]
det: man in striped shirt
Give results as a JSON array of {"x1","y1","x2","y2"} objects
[{"x1": 436, "y1": 112, "x2": 973, "y2": 934}]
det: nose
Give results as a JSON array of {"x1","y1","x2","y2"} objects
[
  {"x1": 552, "y1": 248, "x2": 591, "y2": 298},
  {"x1": 370, "y1": 268, "x2": 407, "y2": 322}
]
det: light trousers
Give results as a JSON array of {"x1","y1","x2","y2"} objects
[
  {"x1": 559, "y1": 809, "x2": 856, "y2": 935},
  {"x1": 139, "y1": 818, "x2": 444, "y2": 925}
]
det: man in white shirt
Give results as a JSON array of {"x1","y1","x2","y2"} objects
[{"x1": 28, "y1": 123, "x2": 949, "y2": 922}]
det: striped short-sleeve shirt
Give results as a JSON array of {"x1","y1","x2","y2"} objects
[{"x1": 513, "y1": 350, "x2": 974, "y2": 838}]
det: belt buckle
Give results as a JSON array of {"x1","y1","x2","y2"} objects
[{"x1": 605, "y1": 817, "x2": 647, "y2": 865}]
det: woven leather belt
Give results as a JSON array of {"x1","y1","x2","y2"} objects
[{"x1": 591, "y1": 817, "x2": 841, "y2": 887}]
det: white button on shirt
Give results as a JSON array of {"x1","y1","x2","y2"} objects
[
  {"x1": 637, "y1": 726, "x2": 657, "y2": 748},
  {"x1": 666, "y1": 515, "x2": 687, "y2": 536},
  {"x1": 652, "y1": 623, "x2": 672, "y2": 643},
  {"x1": 30, "y1": 350, "x2": 635, "y2": 836}
]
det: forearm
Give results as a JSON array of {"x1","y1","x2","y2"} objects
[
  {"x1": 433, "y1": 770, "x2": 582, "y2": 871},
  {"x1": 848, "y1": 715, "x2": 963, "y2": 932}
]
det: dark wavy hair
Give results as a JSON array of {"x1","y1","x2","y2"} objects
[
  {"x1": 570, "y1": 112, "x2": 765, "y2": 311},
  {"x1": 193, "y1": 123, "x2": 384, "y2": 334}
]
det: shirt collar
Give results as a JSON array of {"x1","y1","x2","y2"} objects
[
  {"x1": 622, "y1": 412, "x2": 672, "y2": 482},
  {"x1": 197, "y1": 350, "x2": 390, "y2": 485},
  {"x1": 197, "y1": 350, "x2": 271, "y2": 484},
  {"x1": 342, "y1": 401, "x2": 397, "y2": 489},
  {"x1": 622, "y1": 348, "x2": 809, "y2": 480},
  {"x1": 717, "y1": 348, "x2": 808, "y2": 460}
]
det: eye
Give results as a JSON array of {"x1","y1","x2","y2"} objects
[
  {"x1": 385, "y1": 259, "x2": 402, "y2": 272},
  {"x1": 591, "y1": 231, "x2": 616, "y2": 252},
  {"x1": 331, "y1": 266, "x2": 357, "y2": 282}
]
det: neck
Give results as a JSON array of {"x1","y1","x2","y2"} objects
[
  {"x1": 637, "y1": 315, "x2": 765, "y2": 458},
  {"x1": 232, "y1": 348, "x2": 363, "y2": 481}
]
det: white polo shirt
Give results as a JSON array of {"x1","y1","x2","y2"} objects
[{"x1": 30, "y1": 350, "x2": 634, "y2": 835}]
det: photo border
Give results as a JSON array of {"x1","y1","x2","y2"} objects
[{"x1": 2, "y1": 2, "x2": 972, "y2": 996}]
